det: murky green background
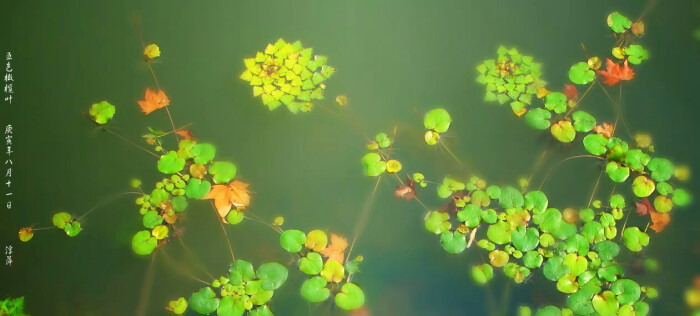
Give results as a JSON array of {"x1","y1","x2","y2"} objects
[{"x1": 1, "y1": 1, "x2": 698, "y2": 315}]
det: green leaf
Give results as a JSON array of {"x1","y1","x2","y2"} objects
[
  {"x1": 457, "y1": 204, "x2": 481, "y2": 228},
  {"x1": 544, "y1": 92, "x2": 567, "y2": 114},
  {"x1": 557, "y1": 273, "x2": 579, "y2": 294},
  {"x1": 89, "y1": 101, "x2": 116, "y2": 124},
  {"x1": 567, "y1": 285, "x2": 597, "y2": 315},
  {"x1": 632, "y1": 176, "x2": 655, "y2": 197},
  {"x1": 487, "y1": 221, "x2": 512, "y2": 244},
  {"x1": 624, "y1": 149, "x2": 650, "y2": 171},
  {"x1": 280, "y1": 229, "x2": 306, "y2": 253},
  {"x1": 257, "y1": 262, "x2": 288, "y2": 291},
  {"x1": 535, "y1": 305, "x2": 562, "y2": 316},
  {"x1": 565, "y1": 234, "x2": 589, "y2": 256},
  {"x1": 131, "y1": 230, "x2": 157, "y2": 255},
  {"x1": 171, "y1": 196, "x2": 188, "y2": 212},
  {"x1": 142, "y1": 210, "x2": 163, "y2": 229},
  {"x1": 607, "y1": 12, "x2": 632, "y2": 33},
  {"x1": 625, "y1": 45, "x2": 649, "y2": 65},
  {"x1": 605, "y1": 162, "x2": 630, "y2": 183},
  {"x1": 423, "y1": 108, "x2": 452, "y2": 133},
  {"x1": 228, "y1": 259, "x2": 256, "y2": 285},
  {"x1": 191, "y1": 143, "x2": 217, "y2": 164},
  {"x1": 438, "y1": 177, "x2": 466, "y2": 198},
  {"x1": 209, "y1": 161, "x2": 237, "y2": 184},
  {"x1": 471, "y1": 264, "x2": 494, "y2": 285},
  {"x1": 583, "y1": 134, "x2": 608, "y2": 155},
  {"x1": 622, "y1": 227, "x2": 649, "y2": 252},
  {"x1": 524, "y1": 108, "x2": 552, "y2": 130},
  {"x1": 646, "y1": 158, "x2": 674, "y2": 182},
  {"x1": 595, "y1": 240, "x2": 620, "y2": 260},
  {"x1": 523, "y1": 251, "x2": 544, "y2": 269},
  {"x1": 301, "y1": 276, "x2": 331, "y2": 303},
  {"x1": 374, "y1": 133, "x2": 393, "y2": 148},
  {"x1": 572, "y1": 111, "x2": 596, "y2": 132},
  {"x1": 335, "y1": 283, "x2": 365, "y2": 311},
  {"x1": 150, "y1": 188, "x2": 169, "y2": 205},
  {"x1": 185, "y1": 178, "x2": 212, "y2": 199},
  {"x1": 543, "y1": 256, "x2": 570, "y2": 281},
  {"x1": 158, "y1": 151, "x2": 186, "y2": 174},
  {"x1": 672, "y1": 188, "x2": 692, "y2": 206},
  {"x1": 299, "y1": 252, "x2": 324, "y2": 275},
  {"x1": 216, "y1": 295, "x2": 245, "y2": 316},
  {"x1": 592, "y1": 291, "x2": 619, "y2": 315},
  {"x1": 167, "y1": 297, "x2": 188, "y2": 315},
  {"x1": 361, "y1": 153, "x2": 387, "y2": 177},
  {"x1": 499, "y1": 186, "x2": 524, "y2": 208},
  {"x1": 611, "y1": 279, "x2": 641, "y2": 305},
  {"x1": 52, "y1": 212, "x2": 72, "y2": 229},
  {"x1": 188, "y1": 287, "x2": 220, "y2": 315},
  {"x1": 425, "y1": 211, "x2": 451, "y2": 234},
  {"x1": 440, "y1": 231, "x2": 467, "y2": 254},
  {"x1": 568, "y1": 62, "x2": 595, "y2": 85},
  {"x1": 524, "y1": 191, "x2": 548, "y2": 214},
  {"x1": 63, "y1": 221, "x2": 82, "y2": 237},
  {"x1": 539, "y1": 208, "x2": 563, "y2": 234},
  {"x1": 582, "y1": 221, "x2": 605, "y2": 243},
  {"x1": 511, "y1": 226, "x2": 540, "y2": 252},
  {"x1": 550, "y1": 121, "x2": 576, "y2": 143}
]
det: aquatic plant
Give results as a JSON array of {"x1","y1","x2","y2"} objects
[
  {"x1": 240, "y1": 38, "x2": 335, "y2": 113},
  {"x1": 17, "y1": 40, "x2": 365, "y2": 315},
  {"x1": 0, "y1": 296, "x2": 27, "y2": 316},
  {"x1": 360, "y1": 10, "x2": 692, "y2": 316}
]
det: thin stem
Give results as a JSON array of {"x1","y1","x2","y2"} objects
[
  {"x1": 158, "y1": 246, "x2": 211, "y2": 286},
  {"x1": 538, "y1": 155, "x2": 605, "y2": 189},
  {"x1": 564, "y1": 82, "x2": 596, "y2": 117},
  {"x1": 76, "y1": 191, "x2": 142, "y2": 221},
  {"x1": 525, "y1": 149, "x2": 549, "y2": 191},
  {"x1": 345, "y1": 176, "x2": 382, "y2": 265},
  {"x1": 136, "y1": 250, "x2": 157, "y2": 316},
  {"x1": 587, "y1": 168, "x2": 605, "y2": 207},
  {"x1": 392, "y1": 173, "x2": 431, "y2": 212},
  {"x1": 209, "y1": 201, "x2": 235, "y2": 262},
  {"x1": 177, "y1": 238, "x2": 215, "y2": 280},
  {"x1": 596, "y1": 80, "x2": 633, "y2": 139},
  {"x1": 439, "y1": 141, "x2": 464, "y2": 168},
  {"x1": 103, "y1": 127, "x2": 160, "y2": 158}
]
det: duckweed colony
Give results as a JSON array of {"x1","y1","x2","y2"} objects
[{"x1": 13, "y1": 8, "x2": 697, "y2": 316}]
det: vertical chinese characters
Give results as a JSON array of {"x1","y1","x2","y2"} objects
[
  {"x1": 4, "y1": 52, "x2": 12, "y2": 104},
  {"x1": 4, "y1": 125, "x2": 11, "y2": 211},
  {"x1": 5, "y1": 245, "x2": 11, "y2": 266}
]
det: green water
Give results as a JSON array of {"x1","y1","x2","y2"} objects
[{"x1": 0, "y1": 1, "x2": 698, "y2": 315}]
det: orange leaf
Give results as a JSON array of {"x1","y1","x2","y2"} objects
[
  {"x1": 175, "y1": 129, "x2": 195, "y2": 140},
  {"x1": 320, "y1": 233, "x2": 348, "y2": 263},
  {"x1": 597, "y1": 58, "x2": 635, "y2": 86},
  {"x1": 138, "y1": 88, "x2": 170, "y2": 115},
  {"x1": 593, "y1": 122, "x2": 614, "y2": 139},
  {"x1": 649, "y1": 208, "x2": 671, "y2": 233},
  {"x1": 203, "y1": 180, "x2": 251, "y2": 221},
  {"x1": 563, "y1": 84, "x2": 578, "y2": 100}
]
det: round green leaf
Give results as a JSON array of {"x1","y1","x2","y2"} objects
[
  {"x1": 457, "y1": 204, "x2": 481, "y2": 228},
  {"x1": 361, "y1": 153, "x2": 386, "y2": 177},
  {"x1": 471, "y1": 264, "x2": 494, "y2": 285},
  {"x1": 543, "y1": 256, "x2": 570, "y2": 281},
  {"x1": 624, "y1": 149, "x2": 650, "y2": 171},
  {"x1": 550, "y1": 121, "x2": 576, "y2": 143},
  {"x1": 524, "y1": 191, "x2": 548, "y2": 214},
  {"x1": 158, "y1": 151, "x2": 186, "y2": 174},
  {"x1": 299, "y1": 252, "x2": 324, "y2": 275},
  {"x1": 511, "y1": 226, "x2": 540, "y2": 252},
  {"x1": 565, "y1": 234, "x2": 589, "y2": 256},
  {"x1": 52, "y1": 212, "x2": 72, "y2": 229},
  {"x1": 191, "y1": 143, "x2": 217, "y2": 165},
  {"x1": 300, "y1": 276, "x2": 331, "y2": 302},
  {"x1": 64, "y1": 221, "x2": 82, "y2": 237},
  {"x1": 592, "y1": 291, "x2": 619, "y2": 315},
  {"x1": 544, "y1": 92, "x2": 567, "y2": 114},
  {"x1": 525, "y1": 108, "x2": 552, "y2": 130},
  {"x1": 131, "y1": 230, "x2": 157, "y2": 255},
  {"x1": 89, "y1": 101, "x2": 116, "y2": 124},
  {"x1": 257, "y1": 262, "x2": 288, "y2": 291},
  {"x1": 594, "y1": 240, "x2": 620, "y2": 260},
  {"x1": 572, "y1": 111, "x2": 596, "y2": 132},
  {"x1": 611, "y1": 279, "x2": 641, "y2": 305},
  {"x1": 188, "y1": 287, "x2": 220, "y2": 315},
  {"x1": 583, "y1": 134, "x2": 608, "y2": 155},
  {"x1": 625, "y1": 45, "x2": 649, "y2": 65},
  {"x1": 171, "y1": 196, "x2": 188, "y2": 212},
  {"x1": 440, "y1": 231, "x2": 467, "y2": 254},
  {"x1": 523, "y1": 251, "x2": 544, "y2": 269},
  {"x1": 335, "y1": 282, "x2": 365, "y2": 311},
  {"x1": 557, "y1": 273, "x2": 579, "y2": 294},
  {"x1": 567, "y1": 285, "x2": 596, "y2": 315},
  {"x1": 424, "y1": 211, "x2": 451, "y2": 234},
  {"x1": 424, "y1": 108, "x2": 452, "y2": 133},
  {"x1": 167, "y1": 297, "x2": 188, "y2": 315},
  {"x1": 185, "y1": 178, "x2": 212, "y2": 199},
  {"x1": 569, "y1": 62, "x2": 595, "y2": 85},
  {"x1": 209, "y1": 161, "x2": 237, "y2": 184},
  {"x1": 605, "y1": 162, "x2": 630, "y2": 183},
  {"x1": 622, "y1": 227, "x2": 649, "y2": 252},
  {"x1": 672, "y1": 188, "x2": 691, "y2": 206},
  {"x1": 280, "y1": 229, "x2": 306, "y2": 253},
  {"x1": 142, "y1": 210, "x2": 163, "y2": 229},
  {"x1": 216, "y1": 295, "x2": 244, "y2": 316},
  {"x1": 646, "y1": 158, "x2": 674, "y2": 182},
  {"x1": 632, "y1": 176, "x2": 655, "y2": 197},
  {"x1": 582, "y1": 221, "x2": 605, "y2": 243},
  {"x1": 499, "y1": 186, "x2": 524, "y2": 208},
  {"x1": 228, "y1": 259, "x2": 255, "y2": 285},
  {"x1": 607, "y1": 12, "x2": 632, "y2": 33},
  {"x1": 487, "y1": 221, "x2": 512, "y2": 244}
]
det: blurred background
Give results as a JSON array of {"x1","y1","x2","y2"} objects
[{"x1": 0, "y1": 0, "x2": 698, "y2": 315}]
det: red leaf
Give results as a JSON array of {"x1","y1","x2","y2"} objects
[
  {"x1": 597, "y1": 58, "x2": 635, "y2": 86},
  {"x1": 394, "y1": 176, "x2": 416, "y2": 201},
  {"x1": 175, "y1": 129, "x2": 195, "y2": 140},
  {"x1": 635, "y1": 198, "x2": 652, "y2": 216},
  {"x1": 563, "y1": 84, "x2": 578, "y2": 100}
]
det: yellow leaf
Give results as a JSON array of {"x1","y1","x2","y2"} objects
[
  {"x1": 305, "y1": 230, "x2": 328, "y2": 252},
  {"x1": 320, "y1": 260, "x2": 345, "y2": 283},
  {"x1": 144, "y1": 44, "x2": 161, "y2": 59}
]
